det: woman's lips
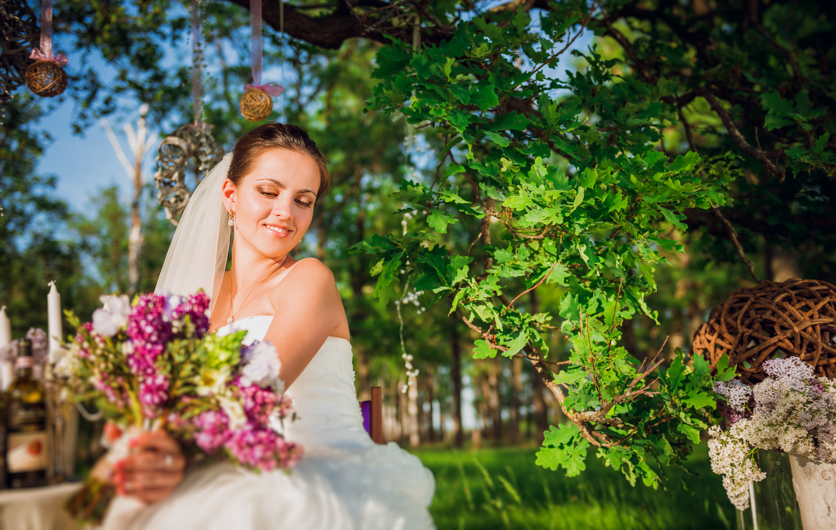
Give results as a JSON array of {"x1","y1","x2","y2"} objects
[{"x1": 264, "y1": 224, "x2": 293, "y2": 238}]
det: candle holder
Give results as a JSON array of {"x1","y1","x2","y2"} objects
[{"x1": 44, "y1": 363, "x2": 67, "y2": 484}]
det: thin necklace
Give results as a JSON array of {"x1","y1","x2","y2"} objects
[{"x1": 227, "y1": 256, "x2": 289, "y2": 324}]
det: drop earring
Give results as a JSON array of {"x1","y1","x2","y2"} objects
[{"x1": 228, "y1": 211, "x2": 235, "y2": 227}]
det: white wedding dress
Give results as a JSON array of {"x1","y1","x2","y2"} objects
[{"x1": 102, "y1": 316, "x2": 436, "y2": 530}]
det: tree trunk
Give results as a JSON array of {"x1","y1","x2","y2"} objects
[
  {"x1": 450, "y1": 319, "x2": 464, "y2": 448},
  {"x1": 355, "y1": 346, "x2": 370, "y2": 401},
  {"x1": 407, "y1": 376, "x2": 420, "y2": 447},
  {"x1": 510, "y1": 356, "x2": 522, "y2": 444},
  {"x1": 487, "y1": 362, "x2": 502, "y2": 442},
  {"x1": 531, "y1": 365, "x2": 549, "y2": 443},
  {"x1": 127, "y1": 162, "x2": 144, "y2": 295},
  {"x1": 528, "y1": 291, "x2": 549, "y2": 442},
  {"x1": 425, "y1": 369, "x2": 436, "y2": 443}
]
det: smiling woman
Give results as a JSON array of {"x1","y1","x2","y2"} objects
[{"x1": 98, "y1": 123, "x2": 436, "y2": 529}]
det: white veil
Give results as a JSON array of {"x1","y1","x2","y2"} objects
[{"x1": 155, "y1": 153, "x2": 232, "y2": 313}]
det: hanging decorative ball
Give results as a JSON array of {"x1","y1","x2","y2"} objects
[
  {"x1": 154, "y1": 123, "x2": 224, "y2": 225},
  {"x1": 240, "y1": 87, "x2": 273, "y2": 122},
  {"x1": 24, "y1": 59, "x2": 66, "y2": 97},
  {"x1": 0, "y1": 0, "x2": 40, "y2": 102},
  {"x1": 692, "y1": 278, "x2": 836, "y2": 385}
]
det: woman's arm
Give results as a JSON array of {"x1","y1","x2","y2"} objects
[{"x1": 264, "y1": 258, "x2": 349, "y2": 388}]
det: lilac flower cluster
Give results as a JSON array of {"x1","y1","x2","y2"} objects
[
  {"x1": 188, "y1": 350, "x2": 300, "y2": 470},
  {"x1": 62, "y1": 290, "x2": 301, "y2": 485},
  {"x1": 169, "y1": 291, "x2": 211, "y2": 337},
  {"x1": 226, "y1": 424, "x2": 300, "y2": 471},
  {"x1": 710, "y1": 357, "x2": 836, "y2": 510}
]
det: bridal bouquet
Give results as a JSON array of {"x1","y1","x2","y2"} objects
[
  {"x1": 58, "y1": 292, "x2": 302, "y2": 523},
  {"x1": 708, "y1": 357, "x2": 836, "y2": 510}
]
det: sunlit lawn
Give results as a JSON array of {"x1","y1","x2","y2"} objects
[{"x1": 413, "y1": 444, "x2": 736, "y2": 530}]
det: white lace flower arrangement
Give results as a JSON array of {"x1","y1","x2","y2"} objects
[{"x1": 709, "y1": 357, "x2": 836, "y2": 510}]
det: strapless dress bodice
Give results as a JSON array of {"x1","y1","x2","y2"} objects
[{"x1": 216, "y1": 316, "x2": 371, "y2": 451}]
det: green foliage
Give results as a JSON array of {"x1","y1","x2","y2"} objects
[{"x1": 360, "y1": 3, "x2": 734, "y2": 486}]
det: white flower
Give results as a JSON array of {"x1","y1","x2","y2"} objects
[
  {"x1": 762, "y1": 357, "x2": 814, "y2": 380},
  {"x1": 218, "y1": 395, "x2": 247, "y2": 430},
  {"x1": 196, "y1": 367, "x2": 232, "y2": 397},
  {"x1": 240, "y1": 340, "x2": 283, "y2": 392},
  {"x1": 91, "y1": 295, "x2": 131, "y2": 337},
  {"x1": 714, "y1": 379, "x2": 752, "y2": 412},
  {"x1": 54, "y1": 345, "x2": 81, "y2": 381}
]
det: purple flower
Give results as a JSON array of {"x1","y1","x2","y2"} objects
[
  {"x1": 170, "y1": 292, "x2": 211, "y2": 339},
  {"x1": 192, "y1": 410, "x2": 231, "y2": 454},
  {"x1": 125, "y1": 294, "x2": 173, "y2": 376},
  {"x1": 236, "y1": 381, "x2": 278, "y2": 425},
  {"x1": 224, "y1": 424, "x2": 285, "y2": 471},
  {"x1": 138, "y1": 373, "x2": 169, "y2": 418},
  {"x1": 26, "y1": 328, "x2": 49, "y2": 363}
]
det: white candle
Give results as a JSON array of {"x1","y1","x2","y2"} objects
[
  {"x1": 0, "y1": 306, "x2": 12, "y2": 391},
  {"x1": 0, "y1": 306, "x2": 10, "y2": 347},
  {"x1": 48, "y1": 281, "x2": 63, "y2": 363}
]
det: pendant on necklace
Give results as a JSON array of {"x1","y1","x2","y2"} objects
[{"x1": 227, "y1": 316, "x2": 234, "y2": 324}]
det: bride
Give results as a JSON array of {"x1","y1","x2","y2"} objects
[{"x1": 100, "y1": 123, "x2": 436, "y2": 529}]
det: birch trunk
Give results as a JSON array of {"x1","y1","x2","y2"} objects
[{"x1": 790, "y1": 455, "x2": 836, "y2": 530}]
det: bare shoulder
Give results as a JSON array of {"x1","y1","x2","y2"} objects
[
  {"x1": 271, "y1": 257, "x2": 337, "y2": 300},
  {"x1": 285, "y1": 257, "x2": 335, "y2": 284}
]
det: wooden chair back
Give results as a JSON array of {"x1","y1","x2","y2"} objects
[{"x1": 359, "y1": 386, "x2": 383, "y2": 444}]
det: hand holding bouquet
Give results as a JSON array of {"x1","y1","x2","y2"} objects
[{"x1": 58, "y1": 292, "x2": 301, "y2": 524}]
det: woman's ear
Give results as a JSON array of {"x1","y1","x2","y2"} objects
[{"x1": 221, "y1": 179, "x2": 236, "y2": 214}]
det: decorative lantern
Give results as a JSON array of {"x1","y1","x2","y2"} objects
[
  {"x1": 0, "y1": 0, "x2": 39, "y2": 101},
  {"x1": 241, "y1": 0, "x2": 283, "y2": 122},
  {"x1": 154, "y1": 124, "x2": 224, "y2": 225},
  {"x1": 692, "y1": 278, "x2": 836, "y2": 385},
  {"x1": 25, "y1": 59, "x2": 66, "y2": 97},
  {"x1": 25, "y1": 0, "x2": 69, "y2": 98},
  {"x1": 240, "y1": 87, "x2": 273, "y2": 122}
]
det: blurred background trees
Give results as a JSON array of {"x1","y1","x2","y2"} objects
[{"x1": 1, "y1": 0, "x2": 834, "y2": 458}]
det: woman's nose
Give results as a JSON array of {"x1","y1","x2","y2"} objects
[{"x1": 271, "y1": 196, "x2": 293, "y2": 218}]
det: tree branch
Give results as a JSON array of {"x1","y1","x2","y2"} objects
[{"x1": 702, "y1": 91, "x2": 787, "y2": 182}]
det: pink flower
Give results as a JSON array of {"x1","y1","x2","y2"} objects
[{"x1": 192, "y1": 410, "x2": 231, "y2": 454}]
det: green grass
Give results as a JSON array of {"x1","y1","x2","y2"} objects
[{"x1": 413, "y1": 445, "x2": 736, "y2": 530}]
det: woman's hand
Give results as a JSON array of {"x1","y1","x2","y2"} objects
[{"x1": 114, "y1": 430, "x2": 187, "y2": 504}]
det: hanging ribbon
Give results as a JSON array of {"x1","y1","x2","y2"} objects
[
  {"x1": 191, "y1": 0, "x2": 203, "y2": 126},
  {"x1": 246, "y1": 0, "x2": 283, "y2": 96},
  {"x1": 29, "y1": 0, "x2": 68, "y2": 65},
  {"x1": 244, "y1": 82, "x2": 284, "y2": 97}
]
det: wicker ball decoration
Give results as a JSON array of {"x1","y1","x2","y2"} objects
[
  {"x1": 0, "y1": 0, "x2": 39, "y2": 102},
  {"x1": 692, "y1": 278, "x2": 836, "y2": 385},
  {"x1": 154, "y1": 124, "x2": 224, "y2": 225},
  {"x1": 240, "y1": 88, "x2": 273, "y2": 122},
  {"x1": 25, "y1": 59, "x2": 66, "y2": 97}
]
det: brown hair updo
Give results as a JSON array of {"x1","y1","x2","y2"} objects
[{"x1": 227, "y1": 123, "x2": 330, "y2": 199}]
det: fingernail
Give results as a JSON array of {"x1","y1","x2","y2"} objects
[
  {"x1": 115, "y1": 460, "x2": 125, "y2": 470},
  {"x1": 128, "y1": 438, "x2": 138, "y2": 448}
]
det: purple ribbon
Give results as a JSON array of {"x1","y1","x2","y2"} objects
[
  {"x1": 247, "y1": 0, "x2": 283, "y2": 99},
  {"x1": 31, "y1": 0, "x2": 67, "y2": 64},
  {"x1": 29, "y1": 48, "x2": 68, "y2": 66},
  {"x1": 243, "y1": 83, "x2": 284, "y2": 97},
  {"x1": 251, "y1": 0, "x2": 263, "y2": 86}
]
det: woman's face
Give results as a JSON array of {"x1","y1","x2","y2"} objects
[{"x1": 223, "y1": 148, "x2": 320, "y2": 259}]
